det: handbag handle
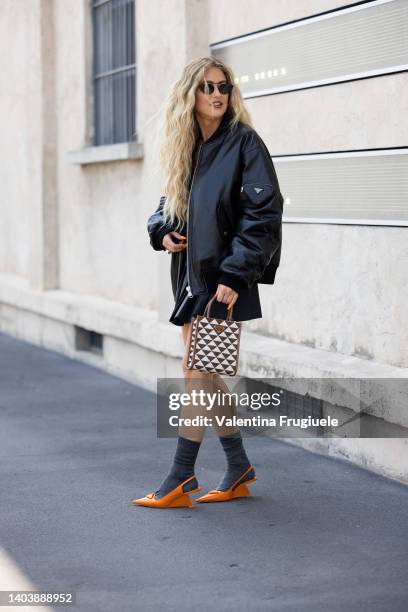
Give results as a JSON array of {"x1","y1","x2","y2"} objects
[{"x1": 204, "y1": 293, "x2": 234, "y2": 320}]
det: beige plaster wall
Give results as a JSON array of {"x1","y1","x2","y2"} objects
[
  {"x1": 0, "y1": 0, "x2": 42, "y2": 278},
  {"x1": 206, "y1": 0, "x2": 408, "y2": 368},
  {"x1": 208, "y1": 0, "x2": 353, "y2": 42},
  {"x1": 54, "y1": 0, "x2": 209, "y2": 312}
]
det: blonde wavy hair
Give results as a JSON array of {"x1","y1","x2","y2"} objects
[{"x1": 154, "y1": 56, "x2": 253, "y2": 233}]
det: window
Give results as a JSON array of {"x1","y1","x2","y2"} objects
[
  {"x1": 92, "y1": 0, "x2": 136, "y2": 145},
  {"x1": 276, "y1": 149, "x2": 408, "y2": 226}
]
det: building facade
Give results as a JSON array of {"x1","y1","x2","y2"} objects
[{"x1": 1, "y1": 0, "x2": 407, "y2": 480}]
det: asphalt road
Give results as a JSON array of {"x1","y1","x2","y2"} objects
[{"x1": 1, "y1": 331, "x2": 407, "y2": 611}]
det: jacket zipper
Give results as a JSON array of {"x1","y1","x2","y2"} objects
[{"x1": 186, "y1": 141, "x2": 203, "y2": 298}]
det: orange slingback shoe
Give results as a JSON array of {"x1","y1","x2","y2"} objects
[
  {"x1": 131, "y1": 475, "x2": 201, "y2": 508},
  {"x1": 195, "y1": 466, "x2": 257, "y2": 503}
]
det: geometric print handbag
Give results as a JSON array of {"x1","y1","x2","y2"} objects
[{"x1": 186, "y1": 293, "x2": 242, "y2": 376}]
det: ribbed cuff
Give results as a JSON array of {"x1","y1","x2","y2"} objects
[
  {"x1": 155, "y1": 225, "x2": 173, "y2": 250},
  {"x1": 217, "y1": 272, "x2": 247, "y2": 292}
]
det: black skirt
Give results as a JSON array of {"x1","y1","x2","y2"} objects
[{"x1": 169, "y1": 222, "x2": 262, "y2": 326}]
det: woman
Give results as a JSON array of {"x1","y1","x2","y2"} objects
[{"x1": 132, "y1": 56, "x2": 283, "y2": 509}]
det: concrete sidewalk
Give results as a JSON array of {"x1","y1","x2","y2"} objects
[{"x1": 0, "y1": 331, "x2": 407, "y2": 611}]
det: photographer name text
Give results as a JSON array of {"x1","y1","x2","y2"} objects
[{"x1": 168, "y1": 415, "x2": 338, "y2": 428}]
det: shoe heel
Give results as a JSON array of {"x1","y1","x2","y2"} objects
[
  {"x1": 233, "y1": 476, "x2": 257, "y2": 498},
  {"x1": 168, "y1": 493, "x2": 194, "y2": 508},
  {"x1": 233, "y1": 483, "x2": 251, "y2": 498}
]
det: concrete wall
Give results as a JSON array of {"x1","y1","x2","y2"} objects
[
  {"x1": 208, "y1": 0, "x2": 350, "y2": 41},
  {"x1": 207, "y1": 0, "x2": 408, "y2": 369},
  {"x1": 53, "y1": 0, "x2": 211, "y2": 312},
  {"x1": 55, "y1": 0, "x2": 159, "y2": 309},
  {"x1": 0, "y1": 0, "x2": 41, "y2": 279}
]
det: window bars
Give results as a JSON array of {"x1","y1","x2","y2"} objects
[{"x1": 92, "y1": 0, "x2": 136, "y2": 145}]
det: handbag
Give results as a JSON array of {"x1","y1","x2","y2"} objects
[{"x1": 186, "y1": 293, "x2": 242, "y2": 376}]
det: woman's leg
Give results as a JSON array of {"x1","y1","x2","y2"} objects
[
  {"x1": 181, "y1": 323, "x2": 238, "y2": 437},
  {"x1": 133, "y1": 322, "x2": 253, "y2": 505},
  {"x1": 180, "y1": 321, "x2": 217, "y2": 441},
  {"x1": 151, "y1": 322, "x2": 211, "y2": 499},
  {"x1": 182, "y1": 323, "x2": 254, "y2": 492}
]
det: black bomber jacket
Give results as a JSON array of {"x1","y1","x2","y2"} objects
[{"x1": 147, "y1": 107, "x2": 284, "y2": 296}]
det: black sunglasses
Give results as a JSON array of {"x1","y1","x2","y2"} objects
[{"x1": 198, "y1": 81, "x2": 234, "y2": 95}]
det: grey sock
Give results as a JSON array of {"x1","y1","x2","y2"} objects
[
  {"x1": 217, "y1": 431, "x2": 255, "y2": 491},
  {"x1": 154, "y1": 436, "x2": 201, "y2": 499}
]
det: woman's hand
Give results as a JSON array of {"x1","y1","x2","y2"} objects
[
  {"x1": 215, "y1": 284, "x2": 238, "y2": 311},
  {"x1": 162, "y1": 231, "x2": 187, "y2": 253}
]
